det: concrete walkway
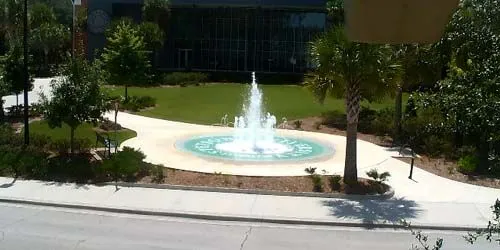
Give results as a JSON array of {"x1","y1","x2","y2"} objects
[{"x1": 0, "y1": 176, "x2": 495, "y2": 230}]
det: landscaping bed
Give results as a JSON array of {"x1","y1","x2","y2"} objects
[
  {"x1": 291, "y1": 116, "x2": 500, "y2": 189},
  {"x1": 138, "y1": 168, "x2": 391, "y2": 196}
]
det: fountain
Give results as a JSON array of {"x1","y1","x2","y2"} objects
[{"x1": 175, "y1": 72, "x2": 334, "y2": 163}]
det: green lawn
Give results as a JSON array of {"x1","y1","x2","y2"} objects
[
  {"x1": 29, "y1": 121, "x2": 137, "y2": 146},
  {"x1": 106, "y1": 84, "x2": 407, "y2": 125}
]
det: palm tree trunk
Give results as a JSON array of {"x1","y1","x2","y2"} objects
[{"x1": 344, "y1": 82, "x2": 361, "y2": 184}]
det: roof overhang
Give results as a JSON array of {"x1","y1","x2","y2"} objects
[{"x1": 345, "y1": 0, "x2": 459, "y2": 44}]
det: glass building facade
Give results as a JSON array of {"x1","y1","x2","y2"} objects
[
  {"x1": 160, "y1": 7, "x2": 326, "y2": 73},
  {"x1": 86, "y1": 0, "x2": 327, "y2": 74}
]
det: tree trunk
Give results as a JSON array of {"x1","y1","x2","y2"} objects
[
  {"x1": 124, "y1": 86, "x2": 128, "y2": 102},
  {"x1": 394, "y1": 85, "x2": 403, "y2": 145},
  {"x1": 70, "y1": 127, "x2": 75, "y2": 154},
  {"x1": 344, "y1": 82, "x2": 361, "y2": 184},
  {"x1": 477, "y1": 135, "x2": 490, "y2": 174}
]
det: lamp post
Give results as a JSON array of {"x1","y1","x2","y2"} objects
[{"x1": 23, "y1": 0, "x2": 29, "y2": 145}]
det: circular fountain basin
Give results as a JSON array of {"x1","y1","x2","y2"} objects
[{"x1": 175, "y1": 135, "x2": 334, "y2": 163}]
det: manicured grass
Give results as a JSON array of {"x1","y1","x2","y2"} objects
[
  {"x1": 29, "y1": 121, "x2": 137, "y2": 146},
  {"x1": 105, "y1": 84, "x2": 407, "y2": 125}
]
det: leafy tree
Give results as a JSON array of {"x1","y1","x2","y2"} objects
[
  {"x1": 41, "y1": 56, "x2": 108, "y2": 154},
  {"x1": 30, "y1": 22, "x2": 69, "y2": 74},
  {"x1": 306, "y1": 26, "x2": 398, "y2": 183},
  {"x1": 138, "y1": 21, "x2": 164, "y2": 68},
  {"x1": 102, "y1": 20, "x2": 150, "y2": 100},
  {"x1": 419, "y1": 0, "x2": 500, "y2": 172},
  {"x1": 142, "y1": 0, "x2": 169, "y2": 30},
  {"x1": 2, "y1": 41, "x2": 33, "y2": 107},
  {"x1": 0, "y1": 0, "x2": 23, "y2": 47},
  {"x1": 29, "y1": 2, "x2": 56, "y2": 29},
  {"x1": 392, "y1": 43, "x2": 448, "y2": 144}
]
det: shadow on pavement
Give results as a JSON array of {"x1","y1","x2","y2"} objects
[
  {"x1": 322, "y1": 197, "x2": 421, "y2": 227},
  {"x1": 0, "y1": 177, "x2": 17, "y2": 188},
  {"x1": 42, "y1": 181, "x2": 90, "y2": 190}
]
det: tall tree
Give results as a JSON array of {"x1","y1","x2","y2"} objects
[
  {"x1": 306, "y1": 27, "x2": 398, "y2": 183},
  {"x1": 426, "y1": 0, "x2": 500, "y2": 172},
  {"x1": 102, "y1": 20, "x2": 150, "y2": 100},
  {"x1": 142, "y1": 0, "x2": 169, "y2": 30},
  {"x1": 138, "y1": 21, "x2": 164, "y2": 68},
  {"x1": 41, "y1": 56, "x2": 108, "y2": 154},
  {"x1": 29, "y1": 2, "x2": 56, "y2": 29}
]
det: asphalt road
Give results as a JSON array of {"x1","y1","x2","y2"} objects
[{"x1": 0, "y1": 203, "x2": 495, "y2": 250}]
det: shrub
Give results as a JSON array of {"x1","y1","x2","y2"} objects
[
  {"x1": 314, "y1": 121, "x2": 322, "y2": 130},
  {"x1": 358, "y1": 106, "x2": 377, "y2": 133},
  {"x1": 372, "y1": 108, "x2": 395, "y2": 136},
  {"x1": 311, "y1": 174, "x2": 324, "y2": 192},
  {"x1": 102, "y1": 147, "x2": 146, "y2": 185},
  {"x1": 152, "y1": 165, "x2": 165, "y2": 183},
  {"x1": 305, "y1": 167, "x2": 317, "y2": 175},
  {"x1": 422, "y1": 135, "x2": 453, "y2": 158},
  {"x1": 293, "y1": 120, "x2": 302, "y2": 129},
  {"x1": 120, "y1": 95, "x2": 157, "y2": 112},
  {"x1": 321, "y1": 110, "x2": 346, "y2": 129},
  {"x1": 162, "y1": 72, "x2": 208, "y2": 86},
  {"x1": 458, "y1": 155, "x2": 479, "y2": 174},
  {"x1": 99, "y1": 119, "x2": 123, "y2": 131},
  {"x1": 329, "y1": 175, "x2": 342, "y2": 191},
  {"x1": 366, "y1": 169, "x2": 391, "y2": 183},
  {"x1": 48, "y1": 138, "x2": 92, "y2": 154}
]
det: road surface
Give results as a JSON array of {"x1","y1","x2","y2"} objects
[{"x1": 0, "y1": 203, "x2": 494, "y2": 250}]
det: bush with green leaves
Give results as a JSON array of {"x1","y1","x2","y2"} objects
[
  {"x1": 329, "y1": 175, "x2": 342, "y2": 191},
  {"x1": 320, "y1": 110, "x2": 346, "y2": 129},
  {"x1": 102, "y1": 147, "x2": 146, "y2": 186},
  {"x1": 366, "y1": 169, "x2": 391, "y2": 183},
  {"x1": 457, "y1": 155, "x2": 479, "y2": 174},
  {"x1": 120, "y1": 95, "x2": 157, "y2": 112},
  {"x1": 152, "y1": 165, "x2": 165, "y2": 183},
  {"x1": 162, "y1": 72, "x2": 209, "y2": 86}
]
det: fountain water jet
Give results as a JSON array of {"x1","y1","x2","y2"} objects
[{"x1": 214, "y1": 72, "x2": 290, "y2": 155}]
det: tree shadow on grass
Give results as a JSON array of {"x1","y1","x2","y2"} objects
[{"x1": 322, "y1": 197, "x2": 421, "y2": 227}]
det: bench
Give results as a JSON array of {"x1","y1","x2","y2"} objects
[{"x1": 95, "y1": 132, "x2": 118, "y2": 158}]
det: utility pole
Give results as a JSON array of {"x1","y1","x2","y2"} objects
[{"x1": 23, "y1": 0, "x2": 29, "y2": 145}]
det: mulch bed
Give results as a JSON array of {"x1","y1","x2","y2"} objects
[
  {"x1": 291, "y1": 116, "x2": 500, "y2": 189},
  {"x1": 138, "y1": 169, "x2": 390, "y2": 195}
]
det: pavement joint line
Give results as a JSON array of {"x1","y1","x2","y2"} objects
[{"x1": 0, "y1": 197, "x2": 486, "y2": 232}]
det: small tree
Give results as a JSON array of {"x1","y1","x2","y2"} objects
[
  {"x1": 102, "y1": 20, "x2": 150, "y2": 100},
  {"x1": 2, "y1": 41, "x2": 33, "y2": 108},
  {"x1": 41, "y1": 56, "x2": 108, "y2": 154}
]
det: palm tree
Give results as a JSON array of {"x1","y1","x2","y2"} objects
[{"x1": 306, "y1": 26, "x2": 399, "y2": 183}]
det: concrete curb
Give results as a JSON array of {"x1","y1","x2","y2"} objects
[
  {"x1": 0, "y1": 197, "x2": 483, "y2": 232},
  {"x1": 103, "y1": 182, "x2": 395, "y2": 200}
]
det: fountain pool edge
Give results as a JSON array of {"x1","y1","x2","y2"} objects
[{"x1": 174, "y1": 134, "x2": 335, "y2": 164}]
